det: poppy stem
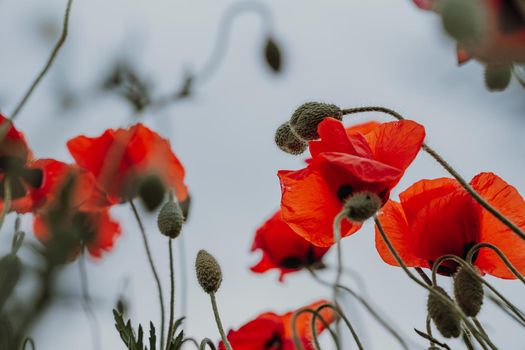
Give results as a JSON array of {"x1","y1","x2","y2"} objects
[
  {"x1": 21, "y1": 338, "x2": 36, "y2": 350},
  {"x1": 10, "y1": 0, "x2": 74, "y2": 121},
  {"x1": 342, "y1": 106, "x2": 525, "y2": 242},
  {"x1": 432, "y1": 255, "x2": 525, "y2": 325},
  {"x1": 129, "y1": 200, "x2": 166, "y2": 349},
  {"x1": 466, "y1": 243, "x2": 525, "y2": 284},
  {"x1": 415, "y1": 267, "x2": 433, "y2": 286},
  {"x1": 199, "y1": 338, "x2": 218, "y2": 350},
  {"x1": 332, "y1": 211, "x2": 345, "y2": 348},
  {"x1": 209, "y1": 293, "x2": 233, "y2": 350},
  {"x1": 0, "y1": 177, "x2": 12, "y2": 233},
  {"x1": 308, "y1": 269, "x2": 410, "y2": 350},
  {"x1": 78, "y1": 252, "x2": 102, "y2": 350},
  {"x1": 166, "y1": 239, "x2": 176, "y2": 350},
  {"x1": 317, "y1": 304, "x2": 364, "y2": 350},
  {"x1": 373, "y1": 216, "x2": 498, "y2": 349},
  {"x1": 291, "y1": 307, "x2": 339, "y2": 350},
  {"x1": 486, "y1": 293, "x2": 525, "y2": 327}
]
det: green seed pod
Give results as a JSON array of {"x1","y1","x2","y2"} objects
[
  {"x1": 138, "y1": 175, "x2": 165, "y2": 211},
  {"x1": 343, "y1": 192, "x2": 382, "y2": 222},
  {"x1": 427, "y1": 286, "x2": 462, "y2": 339},
  {"x1": 157, "y1": 200, "x2": 184, "y2": 239},
  {"x1": 0, "y1": 255, "x2": 22, "y2": 311},
  {"x1": 274, "y1": 122, "x2": 307, "y2": 155},
  {"x1": 289, "y1": 102, "x2": 342, "y2": 141},
  {"x1": 485, "y1": 64, "x2": 512, "y2": 91},
  {"x1": 195, "y1": 250, "x2": 222, "y2": 294},
  {"x1": 453, "y1": 267, "x2": 484, "y2": 317}
]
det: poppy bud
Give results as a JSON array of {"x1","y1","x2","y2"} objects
[
  {"x1": 427, "y1": 286, "x2": 462, "y2": 339},
  {"x1": 275, "y1": 122, "x2": 307, "y2": 155},
  {"x1": 440, "y1": 0, "x2": 484, "y2": 44},
  {"x1": 138, "y1": 175, "x2": 165, "y2": 211},
  {"x1": 289, "y1": 102, "x2": 342, "y2": 141},
  {"x1": 195, "y1": 250, "x2": 222, "y2": 294},
  {"x1": 453, "y1": 267, "x2": 484, "y2": 317},
  {"x1": 485, "y1": 65, "x2": 511, "y2": 91},
  {"x1": 264, "y1": 36, "x2": 282, "y2": 73},
  {"x1": 157, "y1": 200, "x2": 184, "y2": 239},
  {"x1": 343, "y1": 192, "x2": 381, "y2": 222}
]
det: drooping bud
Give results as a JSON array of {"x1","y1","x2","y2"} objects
[
  {"x1": 274, "y1": 122, "x2": 307, "y2": 155},
  {"x1": 157, "y1": 200, "x2": 184, "y2": 239},
  {"x1": 439, "y1": 0, "x2": 485, "y2": 44},
  {"x1": 195, "y1": 250, "x2": 222, "y2": 294},
  {"x1": 289, "y1": 102, "x2": 342, "y2": 141},
  {"x1": 485, "y1": 65, "x2": 511, "y2": 91},
  {"x1": 343, "y1": 192, "x2": 382, "y2": 222},
  {"x1": 427, "y1": 286, "x2": 462, "y2": 339},
  {"x1": 138, "y1": 175, "x2": 165, "y2": 211},
  {"x1": 453, "y1": 267, "x2": 484, "y2": 317},
  {"x1": 264, "y1": 37, "x2": 282, "y2": 73}
]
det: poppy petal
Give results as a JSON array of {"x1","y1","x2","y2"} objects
[{"x1": 471, "y1": 172, "x2": 525, "y2": 279}]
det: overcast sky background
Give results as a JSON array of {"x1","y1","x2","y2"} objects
[{"x1": 1, "y1": 0, "x2": 525, "y2": 349}]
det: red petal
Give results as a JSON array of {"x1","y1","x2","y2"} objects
[
  {"x1": 86, "y1": 209, "x2": 122, "y2": 257},
  {"x1": 457, "y1": 45, "x2": 472, "y2": 65},
  {"x1": 471, "y1": 172, "x2": 525, "y2": 279},
  {"x1": 375, "y1": 201, "x2": 429, "y2": 268},
  {"x1": 218, "y1": 315, "x2": 284, "y2": 350},
  {"x1": 345, "y1": 121, "x2": 381, "y2": 137},
  {"x1": 364, "y1": 120, "x2": 425, "y2": 172}
]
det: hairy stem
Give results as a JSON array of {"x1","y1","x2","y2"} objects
[
  {"x1": 166, "y1": 239, "x2": 175, "y2": 350},
  {"x1": 210, "y1": 293, "x2": 232, "y2": 350},
  {"x1": 78, "y1": 253, "x2": 102, "y2": 350}
]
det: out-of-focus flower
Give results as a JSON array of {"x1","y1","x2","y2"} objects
[
  {"x1": 31, "y1": 159, "x2": 120, "y2": 259},
  {"x1": 375, "y1": 172, "x2": 525, "y2": 279},
  {"x1": 0, "y1": 114, "x2": 43, "y2": 213},
  {"x1": 251, "y1": 210, "x2": 329, "y2": 281},
  {"x1": 218, "y1": 300, "x2": 336, "y2": 350},
  {"x1": 279, "y1": 118, "x2": 425, "y2": 247},
  {"x1": 67, "y1": 123, "x2": 188, "y2": 205}
]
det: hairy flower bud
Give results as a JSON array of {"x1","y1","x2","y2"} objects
[
  {"x1": 157, "y1": 200, "x2": 184, "y2": 239},
  {"x1": 274, "y1": 122, "x2": 307, "y2": 155},
  {"x1": 485, "y1": 64, "x2": 511, "y2": 91},
  {"x1": 427, "y1": 287, "x2": 462, "y2": 339},
  {"x1": 453, "y1": 267, "x2": 484, "y2": 317},
  {"x1": 343, "y1": 192, "x2": 382, "y2": 222},
  {"x1": 195, "y1": 250, "x2": 222, "y2": 294},
  {"x1": 289, "y1": 102, "x2": 342, "y2": 141},
  {"x1": 138, "y1": 175, "x2": 165, "y2": 211}
]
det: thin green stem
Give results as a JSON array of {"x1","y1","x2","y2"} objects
[
  {"x1": 374, "y1": 216, "x2": 498, "y2": 349},
  {"x1": 199, "y1": 338, "x2": 217, "y2": 350},
  {"x1": 487, "y1": 293, "x2": 525, "y2": 327},
  {"x1": 316, "y1": 304, "x2": 364, "y2": 350},
  {"x1": 332, "y1": 211, "x2": 345, "y2": 348},
  {"x1": 291, "y1": 307, "x2": 340, "y2": 350},
  {"x1": 308, "y1": 268, "x2": 409, "y2": 350},
  {"x1": 210, "y1": 293, "x2": 232, "y2": 350},
  {"x1": 415, "y1": 267, "x2": 432, "y2": 286},
  {"x1": 129, "y1": 200, "x2": 165, "y2": 349},
  {"x1": 467, "y1": 243, "x2": 525, "y2": 284},
  {"x1": 342, "y1": 106, "x2": 525, "y2": 241},
  {"x1": 10, "y1": 0, "x2": 73, "y2": 120},
  {"x1": 166, "y1": 239, "x2": 175, "y2": 350},
  {"x1": 78, "y1": 252, "x2": 102, "y2": 350},
  {"x1": 22, "y1": 338, "x2": 36, "y2": 350},
  {"x1": 0, "y1": 177, "x2": 12, "y2": 233}
]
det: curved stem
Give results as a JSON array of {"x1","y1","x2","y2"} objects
[
  {"x1": 166, "y1": 239, "x2": 176, "y2": 350},
  {"x1": 415, "y1": 267, "x2": 432, "y2": 286},
  {"x1": 431, "y1": 255, "x2": 525, "y2": 325},
  {"x1": 129, "y1": 200, "x2": 165, "y2": 349},
  {"x1": 179, "y1": 338, "x2": 199, "y2": 349},
  {"x1": 374, "y1": 216, "x2": 498, "y2": 349},
  {"x1": 78, "y1": 253, "x2": 102, "y2": 350},
  {"x1": 199, "y1": 338, "x2": 218, "y2": 350},
  {"x1": 10, "y1": 0, "x2": 73, "y2": 120},
  {"x1": 22, "y1": 338, "x2": 36, "y2": 350},
  {"x1": 332, "y1": 211, "x2": 345, "y2": 348},
  {"x1": 342, "y1": 106, "x2": 525, "y2": 241},
  {"x1": 308, "y1": 269, "x2": 409, "y2": 350},
  {"x1": 0, "y1": 177, "x2": 12, "y2": 233},
  {"x1": 316, "y1": 304, "x2": 364, "y2": 350},
  {"x1": 291, "y1": 307, "x2": 339, "y2": 350},
  {"x1": 487, "y1": 293, "x2": 525, "y2": 327},
  {"x1": 210, "y1": 293, "x2": 232, "y2": 350},
  {"x1": 467, "y1": 243, "x2": 525, "y2": 284}
]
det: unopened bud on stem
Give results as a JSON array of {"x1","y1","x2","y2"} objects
[
  {"x1": 275, "y1": 122, "x2": 307, "y2": 155},
  {"x1": 453, "y1": 266, "x2": 484, "y2": 317},
  {"x1": 195, "y1": 250, "x2": 223, "y2": 294},
  {"x1": 157, "y1": 200, "x2": 184, "y2": 239},
  {"x1": 343, "y1": 192, "x2": 381, "y2": 222},
  {"x1": 427, "y1": 286, "x2": 462, "y2": 338},
  {"x1": 289, "y1": 102, "x2": 342, "y2": 141}
]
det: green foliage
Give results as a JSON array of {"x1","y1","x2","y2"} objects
[{"x1": 113, "y1": 309, "x2": 186, "y2": 350}]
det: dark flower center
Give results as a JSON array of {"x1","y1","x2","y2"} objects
[
  {"x1": 0, "y1": 156, "x2": 43, "y2": 199},
  {"x1": 499, "y1": 0, "x2": 525, "y2": 34},
  {"x1": 337, "y1": 184, "x2": 354, "y2": 202},
  {"x1": 428, "y1": 241, "x2": 479, "y2": 276},
  {"x1": 264, "y1": 333, "x2": 282, "y2": 350}
]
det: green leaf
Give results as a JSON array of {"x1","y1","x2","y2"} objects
[{"x1": 148, "y1": 322, "x2": 157, "y2": 350}]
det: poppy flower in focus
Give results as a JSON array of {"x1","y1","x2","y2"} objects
[
  {"x1": 279, "y1": 118, "x2": 425, "y2": 247},
  {"x1": 67, "y1": 123, "x2": 188, "y2": 205},
  {"x1": 0, "y1": 114, "x2": 43, "y2": 213},
  {"x1": 251, "y1": 210, "x2": 329, "y2": 281},
  {"x1": 31, "y1": 159, "x2": 120, "y2": 259},
  {"x1": 218, "y1": 300, "x2": 336, "y2": 350},
  {"x1": 375, "y1": 172, "x2": 525, "y2": 279}
]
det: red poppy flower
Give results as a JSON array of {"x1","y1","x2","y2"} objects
[
  {"x1": 31, "y1": 159, "x2": 119, "y2": 259},
  {"x1": 0, "y1": 114, "x2": 43, "y2": 213},
  {"x1": 251, "y1": 210, "x2": 329, "y2": 281},
  {"x1": 218, "y1": 300, "x2": 336, "y2": 350},
  {"x1": 279, "y1": 118, "x2": 425, "y2": 247},
  {"x1": 375, "y1": 172, "x2": 525, "y2": 279},
  {"x1": 67, "y1": 123, "x2": 188, "y2": 204}
]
